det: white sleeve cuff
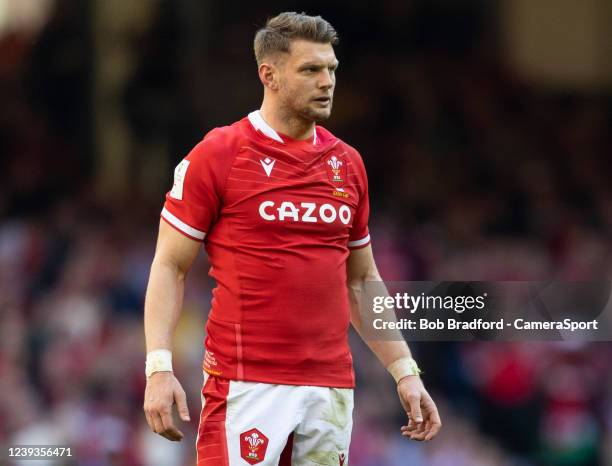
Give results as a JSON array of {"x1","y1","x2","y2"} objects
[
  {"x1": 348, "y1": 234, "x2": 371, "y2": 248},
  {"x1": 161, "y1": 207, "x2": 206, "y2": 240}
]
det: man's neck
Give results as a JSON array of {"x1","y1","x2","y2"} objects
[{"x1": 259, "y1": 102, "x2": 315, "y2": 141}]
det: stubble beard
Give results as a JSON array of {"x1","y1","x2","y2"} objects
[
  {"x1": 278, "y1": 85, "x2": 333, "y2": 124},
  {"x1": 302, "y1": 102, "x2": 332, "y2": 122},
  {"x1": 289, "y1": 97, "x2": 333, "y2": 123}
]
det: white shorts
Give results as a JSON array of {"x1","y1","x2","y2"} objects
[{"x1": 196, "y1": 374, "x2": 353, "y2": 466}]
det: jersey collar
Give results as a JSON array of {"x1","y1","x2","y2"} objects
[{"x1": 247, "y1": 110, "x2": 317, "y2": 145}]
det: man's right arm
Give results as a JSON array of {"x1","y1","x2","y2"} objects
[{"x1": 143, "y1": 219, "x2": 201, "y2": 441}]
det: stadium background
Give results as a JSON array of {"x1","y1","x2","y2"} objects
[{"x1": 1, "y1": 0, "x2": 611, "y2": 465}]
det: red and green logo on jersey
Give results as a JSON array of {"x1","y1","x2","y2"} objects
[{"x1": 326, "y1": 155, "x2": 347, "y2": 186}]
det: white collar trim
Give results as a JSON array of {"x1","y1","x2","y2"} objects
[
  {"x1": 248, "y1": 110, "x2": 284, "y2": 143},
  {"x1": 248, "y1": 110, "x2": 317, "y2": 145}
]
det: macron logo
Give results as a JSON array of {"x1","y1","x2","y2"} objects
[{"x1": 260, "y1": 157, "x2": 275, "y2": 177}]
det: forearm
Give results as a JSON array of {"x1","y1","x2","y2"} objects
[
  {"x1": 144, "y1": 257, "x2": 186, "y2": 353},
  {"x1": 355, "y1": 326, "x2": 412, "y2": 368},
  {"x1": 348, "y1": 275, "x2": 413, "y2": 368}
]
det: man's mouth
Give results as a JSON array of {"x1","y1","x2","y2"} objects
[{"x1": 313, "y1": 96, "x2": 331, "y2": 104}]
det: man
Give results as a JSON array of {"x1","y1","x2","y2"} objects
[{"x1": 144, "y1": 12, "x2": 441, "y2": 465}]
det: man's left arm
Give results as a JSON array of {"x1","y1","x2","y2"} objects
[{"x1": 347, "y1": 244, "x2": 442, "y2": 441}]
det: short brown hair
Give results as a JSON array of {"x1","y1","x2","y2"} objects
[{"x1": 254, "y1": 12, "x2": 339, "y2": 65}]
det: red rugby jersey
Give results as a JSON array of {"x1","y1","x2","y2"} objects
[{"x1": 162, "y1": 110, "x2": 370, "y2": 388}]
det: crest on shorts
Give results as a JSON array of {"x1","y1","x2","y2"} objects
[
  {"x1": 240, "y1": 428, "x2": 269, "y2": 465},
  {"x1": 325, "y1": 154, "x2": 347, "y2": 186}
]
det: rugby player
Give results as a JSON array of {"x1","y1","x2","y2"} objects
[{"x1": 143, "y1": 12, "x2": 441, "y2": 465}]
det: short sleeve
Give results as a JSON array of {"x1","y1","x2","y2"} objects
[
  {"x1": 348, "y1": 151, "x2": 371, "y2": 249},
  {"x1": 161, "y1": 135, "x2": 229, "y2": 241}
]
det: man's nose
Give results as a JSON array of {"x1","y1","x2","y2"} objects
[{"x1": 318, "y1": 69, "x2": 334, "y2": 89}]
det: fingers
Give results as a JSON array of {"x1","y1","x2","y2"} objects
[
  {"x1": 150, "y1": 411, "x2": 165, "y2": 437},
  {"x1": 400, "y1": 425, "x2": 427, "y2": 440},
  {"x1": 402, "y1": 417, "x2": 425, "y2": 433},
  {"x1": 144, "y1": 403, "x2": 183, "y2": 441},
  {"x1": 399, "y1": 393, "x2": 442, "y2": 442},
  {"x1": 400, "y1": 392, "x2": 426, "y2": 442},
  {"x1": 423, "y1": 398, "x2": 442, "y2": 441},
  {"x1": 175, "y1": 387, "x2": 191, "y2": 422},
  {"x1": 144, "y1": 406, "x2": 162, "y2": 434},
  {"x1": 406, "y1": 393, "x2": 423, "y2": 424},
  {"x1": 159, "y1": 407, "x2": 185, "y2": 441},
  {"x1": 408, "y1": 423, "x2": 428, "y2": 441},
  {"x1": 144, "y1": 374, "x2": 191, "y2": 442},
  {"x1": 401, "y1": 418, "x2": 428, "y2": 441}
]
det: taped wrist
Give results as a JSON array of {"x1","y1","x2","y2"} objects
[
  {"x1": 387, "y1": 357, "x2": 422, "y2": 383},
  {"x1": 145, "y1": 349, "x2": 173, "y2": 377}
]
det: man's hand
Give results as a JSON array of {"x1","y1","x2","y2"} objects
[
  {"x1": 397, "y1": 376, "x2": 442, "y2": 441},
  {"x1": 144, "y1": 372, "x2": 191, "y2": 441}
]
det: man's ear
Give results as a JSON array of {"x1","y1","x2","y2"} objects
[{"x1": 258, "y1": 62, "x2": 280, "y2": 91}]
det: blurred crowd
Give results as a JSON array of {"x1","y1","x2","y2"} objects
[{"x1": 1, "y1": 1, "x2": 611, "y2": 465}]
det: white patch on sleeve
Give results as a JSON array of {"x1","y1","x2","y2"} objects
[{"x1": 170, "y1": 160, "x2": 190, "y2": 200}]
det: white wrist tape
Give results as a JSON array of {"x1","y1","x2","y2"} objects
[
  {"x1": 145, "y1": 349, "x2": 173, "y2": 377},
  {"x1": 387, "y1": 357, "x2": 421, "y2": 383}
]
